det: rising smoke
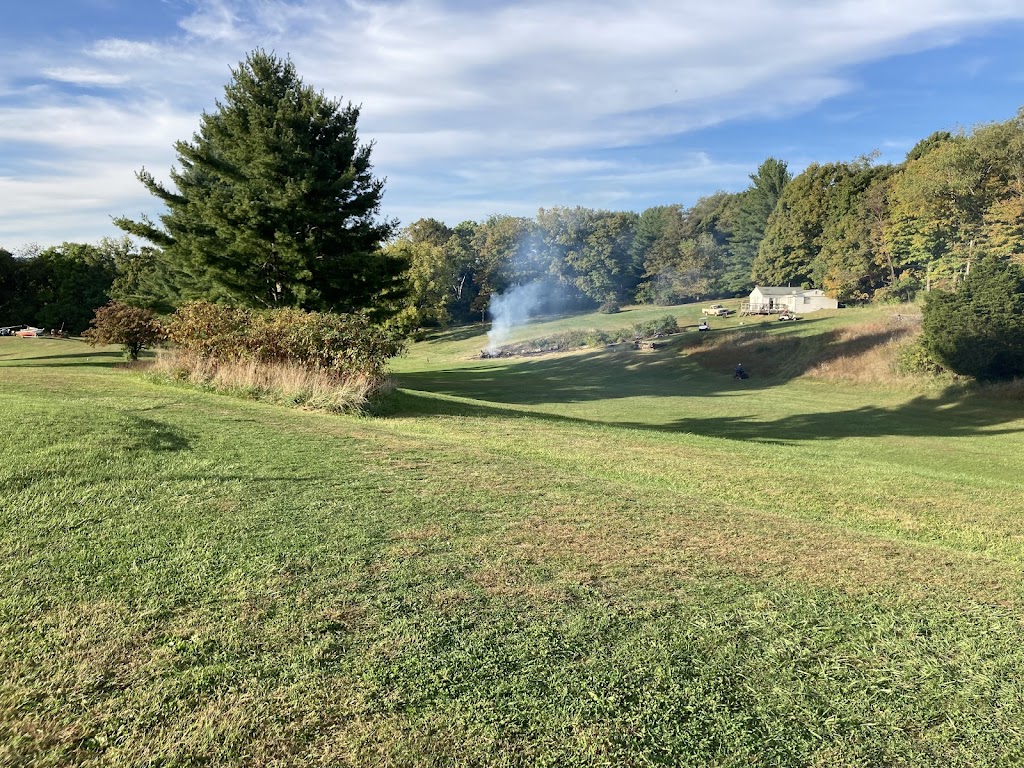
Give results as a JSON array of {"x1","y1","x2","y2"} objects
[{"x1": 485, "y1": 280, "x2": 560, "y2": 354}]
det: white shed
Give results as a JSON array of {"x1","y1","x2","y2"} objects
[{"x1": 745, "y1": 287, "x2": 839, "y2": 314}]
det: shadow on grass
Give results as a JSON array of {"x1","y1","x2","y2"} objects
[
  {"x1": 377, "y1": 387, "x2": 1024, "y2": 442},
  {"x1": 394, "y1": 321, "x2": 899, "y2": 406},
  {"x1": 418, "y1": 306, "x2": 659, "y2": 346},
  {"x1": 0, "y1": 350, "x2": 124, "y2": 367},
  {"x1": 125, "y1": 415, "x2": 192, "y2": 452},
  {"x1": 418, "y1": 324, "x2": 489, "y2": 344},
  {"x1": 651, "y1": 393, "x2": 1024, "y2": 442},
  {"x1": 384, "y1": 319, "x2": 1023, "y2": 442}
]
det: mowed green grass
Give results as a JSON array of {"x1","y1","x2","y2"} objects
[{"x1": 1, "y1": 308, "x2": 1024, "y2": 767}]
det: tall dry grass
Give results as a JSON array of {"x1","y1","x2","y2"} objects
[
  {"x1": 689, "y1": 316, "x2": 924, "y2": 387},
  {"x1": 147, "y1": 350, "x2": 390, "y2": 413},
  {"x1": 974, "y1": 377, "x2": 1024, "y2": 401},
  {"x1": 803, "y1": 321, "x2": 919, "y2": 385}
]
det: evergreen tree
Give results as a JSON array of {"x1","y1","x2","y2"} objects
[
  {"x1": 923, "y1": 256, "x2": 1024, "y2": 381},
  {"x1": 115, "y1": 50, "x2": 405, "y2": 315},
  {"x1": 905, "y1": 130, "x2": 955, "y2": 163},
  {"x1": 752, "y1": 163, "x2": 829, "y2": 287},
  {"x1": 728, "y1": 158, "x2": 791, "y2": 291}
]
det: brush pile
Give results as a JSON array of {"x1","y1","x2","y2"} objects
[{"x1": 480, "y1": 315, "x2": 682, "y2": 359}]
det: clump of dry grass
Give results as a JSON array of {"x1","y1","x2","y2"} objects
[
  {"x1": 974, "y1": 378, "x2": 1024, "y2": 401},
  {"x1": 147, "y1": 350, "x2": 389, "y2": 412},
  {"x1": 804, "y1": 321, "x2": 917, "y2": 384}
]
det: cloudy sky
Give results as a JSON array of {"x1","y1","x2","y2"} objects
[{"x1": 3, "y1": 0, "x2": 1024, "y2": 250}]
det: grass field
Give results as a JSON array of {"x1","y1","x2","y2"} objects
[{"x1": 2, "y1": 304, "x2": 1024, "y2": 766}]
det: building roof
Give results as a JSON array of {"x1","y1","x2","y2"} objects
[{"x1": 751, "y1": 286, "x2": 805, "y2": 296}]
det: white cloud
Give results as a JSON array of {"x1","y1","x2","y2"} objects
[
  {"x1": 88, "y1": 39, "x2": 162, "y2": 60},
  {"x1": 3, "y1": 0, "x2": 1024, "y2": 245},
  {"x1": 42, "y1": 68, "x2": 131, "y2": 87},
  {"x1": 0, "y1": 161, "x2": 155, "y2": 247},
  {"x1": 0, "y1": 99, "x2": 198, "y2": 152},
  {"x1": 178, "y1": 0, "x2": 243, "y2": 42}
]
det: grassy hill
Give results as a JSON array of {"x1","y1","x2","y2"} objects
[{"x1": 2, "y1": 304, "x2": 1023, "y2": 766}]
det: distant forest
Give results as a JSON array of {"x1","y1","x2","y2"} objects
[
  {"x1": 3, "y1": 107, "x2": 1023, "y2": 333},
  {"x1": 389, "y1": 108, "x2": 1024, "y2": 328}
]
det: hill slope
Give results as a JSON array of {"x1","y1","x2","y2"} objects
[{"x1": 1, "y1": 310, "x2": 1023, "y2": 766}]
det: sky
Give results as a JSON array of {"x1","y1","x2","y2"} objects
[{"x1": 3, "y1": 0, "x2": 1024, "y2": 250}]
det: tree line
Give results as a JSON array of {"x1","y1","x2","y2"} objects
[
  {"x1": 384, "y1": 158, "x2": 792, "y2": 329},
  {"x1": 390, "y1": 110, "x2": 1024, "y2": 329},
  {"x1": 0, "y1": 238, "x2": 136, "y2": 334},
  {"x1": 3, "y1": 49, "x2": 1024, "y2": 346}
]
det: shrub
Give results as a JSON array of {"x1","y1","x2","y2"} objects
[
  {"x1": 583, "y1": 330, "x2": 612, "y2": 346},
  {"x1": 84, "y1": 301, "x2": 165, "y2": 360},
  {"x1": 598, "y1": 301, "x2": 621, "y2": 314},
  {"x1": 164, "y1": 301, "x2": 251, "y2": 360},
  {"x1": 922, "y1": 257, "x2": 1024, "y2": 381},
  {"x1": 632, "y1": 315, "x2": 680, "y2": 337},
  {"x1": 270, "y1": 309, "x2": 405, "y2": 380},
  {"x1": 166, "y1": 301, "x2": 405, "y2": 381},
  {"x1": 896, "y1": 339, "x2": 946, "y2": 376}
]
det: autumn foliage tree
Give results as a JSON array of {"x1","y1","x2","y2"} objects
[{"x1": 84, "y1": 301, "x2": 165, "y2": 360}]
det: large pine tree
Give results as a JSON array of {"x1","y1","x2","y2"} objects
[
  {"x1": 116, "y1": 50, "x2": 405, "y2": 314},
  {"x1": 727, "y1": 157, "x2": 790, "y2": 291}
]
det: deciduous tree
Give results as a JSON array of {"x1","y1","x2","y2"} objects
[
  {"x1": 84, "y1": 301, "x2": 165, "y2": 360},
  {"x1": 24, "y1": 243, "x2": 118, "y2": 334}
]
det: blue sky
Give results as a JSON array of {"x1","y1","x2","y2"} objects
[{"x1": 3, "y1": 0, "x2": 1024, "y2": 250}]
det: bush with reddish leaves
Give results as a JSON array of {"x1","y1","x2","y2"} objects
[{"x1": 84, "y1": 301, "x2": 166, "y2": 360}]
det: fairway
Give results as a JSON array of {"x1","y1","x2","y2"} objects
[{"x1": 2, "y1": 309, "x2": 1024, "y2": 767}]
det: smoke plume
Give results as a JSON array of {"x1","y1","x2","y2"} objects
[{"x1": 485, "y1": 280, "x2": 553, "y2": 354}]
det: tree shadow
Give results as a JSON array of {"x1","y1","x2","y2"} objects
[
  {"x1": 418, "y1": 324, "x2": 489, "y2": 344},
  {"x1": 377, "y1": 387, "x2": 1024, "y2": 442},
  {"x1": 394, "y1": 321, "x2": 907, "y2": 406},
  {"x1": 646, "y1": 392, "x2": 1024, "y2": 442},
  {"x1": 124, "y1": 415, "x2": 192, "y2": 453},
  {"x1": 0, "y1": 350, "x2": 124, "y2": 367},
  {"x1": 385, "y1": 317, "x2": 1024, "y2": 441},
  {"x1": 419, "y1": 306, "x2": 653, "y2": 346}
]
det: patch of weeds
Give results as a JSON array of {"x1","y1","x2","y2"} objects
[{"x1": 897, "y1": 338, "x2": 946, "y2": 376}]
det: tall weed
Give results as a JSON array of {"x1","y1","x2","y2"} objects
[{"x1": 148, "y1": 350, "x2": 383, "y2": 413}]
